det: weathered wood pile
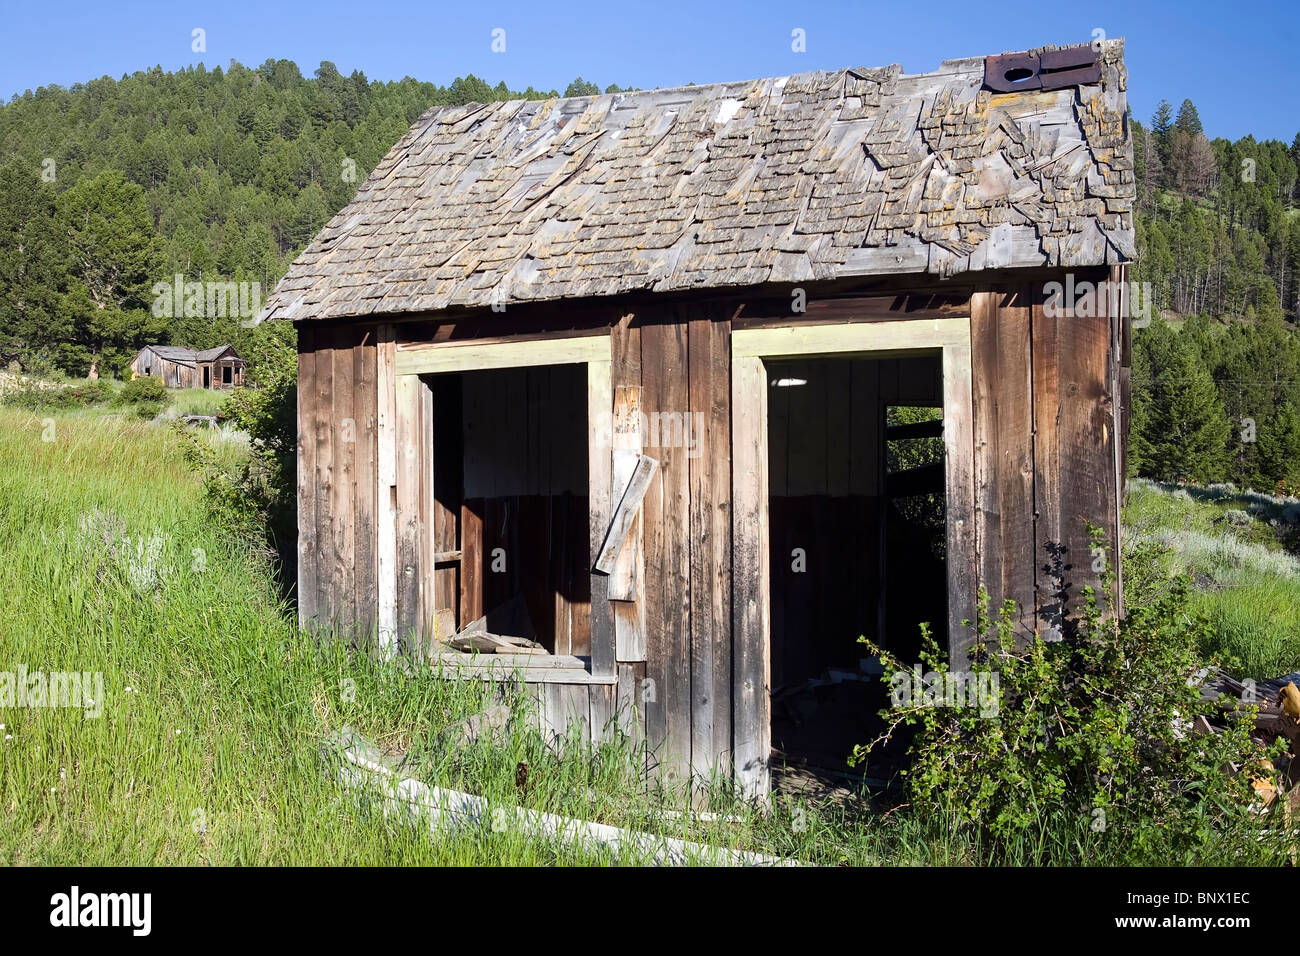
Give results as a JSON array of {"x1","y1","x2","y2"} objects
[{"x1": 1199, "y1": 669, "x2": 1300, "y2": 810}]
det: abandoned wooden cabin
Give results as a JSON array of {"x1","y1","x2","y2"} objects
[
  {"x1": 130, "y1": 344, "x2": 246, "y2": 389},
  {"x1": 260, "y1": 41, "x2": 1135, "y2": 796}
]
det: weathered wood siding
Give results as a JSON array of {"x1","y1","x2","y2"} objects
[
  {"x1": 612, "y1": 304, "x2": 733, "y2": 784},
  {"x1": 971, "y1": 268, "x2": 1123, "y2": 642},
  {"x1": 297, "y1": 324, "x2": 380, "y2": 640},
  {"x1": 294, "y1": 277, "x2": 1125, "y2": 790}
]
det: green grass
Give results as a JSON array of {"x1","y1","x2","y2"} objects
[
  {"x1": 0, "y1": 406, "x2": 897, "y2": 865},
  {"x1": 2, "y1": 408, "x2": 1284, "y2": 864},
  {"x1": 167, "y1": 387, "x2": 230, "y2": 417},
  {"x1": 1124, "y1": 478, "x2": 1300, "y2": 676}
]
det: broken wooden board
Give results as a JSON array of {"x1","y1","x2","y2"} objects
[
  {"x1": 323, "y1": 728, "x2": 797, "y2": 866},
  {"x1": 594, "y1": 454, "x2": 658, "y2": 575}
]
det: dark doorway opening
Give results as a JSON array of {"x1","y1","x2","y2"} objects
[
  {"x1": 427, "y1": 364, "x2": 592, "y2": 657},
  {"x1": 766, "y1": 353, "x2": 948, "y2": 790},
  {"x1": 202, "y1": 366, "x2": 210, "y2": 388}
]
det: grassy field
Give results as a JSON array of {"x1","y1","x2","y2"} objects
[
  {"x1": 0, "y1": 405, "x2": 1291, "y2": 865},
  {"x1": 0, "y1": 405, "x2": 915, "y2": 865},
  {"x1": 1123, "y1": 479, "x2": 1300, "y2": 677}
]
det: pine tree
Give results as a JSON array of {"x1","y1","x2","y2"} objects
[
  {"x1": 1142, "y1": 333, "x2": 1230, "y2": 483},
  {"x1": 55, "y1": 170, "x2": 165, "y2": 374},
  {"x1": 1174, "y1": 98, "x2": 1203, "y2": 138}
]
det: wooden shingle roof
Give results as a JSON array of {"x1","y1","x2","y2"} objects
[{"x1": 261, "y1": 40, "x2": 1134, "y2": 323}]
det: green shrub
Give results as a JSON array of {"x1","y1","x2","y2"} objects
[
  {"x1": 0, "y1": 379, "x2": 111, "y2": 411},
  {"x1": 1, "y1": 383, "x2": 76, "y2": 411},
  {"x1": 854, "y1": 529, "x2": 1289, "y2": 864},
  {"x1": 117, "y1": 376, "x2": 167, "y2": 405},
  {"x1": 179, "y1": 333, "x2": 296, "y2": 560}
]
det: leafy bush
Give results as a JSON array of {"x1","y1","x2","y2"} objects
[
  {"x1": 854, "y1": 529, "x2": 1289, "y2": 864},
  {"x1": 116, "y1": 376, "x2": 167, "y2": 405},
  {"x1": 1, "y1": 378, "x2": 112, "y2": 411},
  {"x1": 178, "y1": 329, "x2": 297, "y2": 571}
]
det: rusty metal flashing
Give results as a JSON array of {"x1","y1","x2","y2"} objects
[{"x1": 984, "y1": 46, "x2": 1102, "y2": 93}]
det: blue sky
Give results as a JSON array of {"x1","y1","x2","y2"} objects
[{"x1": 2, "y1": 0, "x2": 1296, "y2": 142}]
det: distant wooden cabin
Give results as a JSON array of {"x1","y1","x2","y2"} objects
[
  {"x1": 130, "y1": 345, "x2": 245, "y2": 389},
  {"x1": 261, "y1": 42, "x2": 1136, "y2": 796}
]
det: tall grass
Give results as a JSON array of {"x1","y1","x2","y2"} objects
[
  {"x1": 1, "y1": 408, "x2": 1281, "y2": 865},
  {"x1": 0, "y1": 407, "x2": 882, "y2": 864},
  {"x1": 1124, "y1": 478, "x2": 1300, "y2": 676}
]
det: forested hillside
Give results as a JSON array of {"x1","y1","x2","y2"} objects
[
  {"x1": 1129, "y1": 100, "x2": 1300, "y2": 492},
  {"x1": 0, "y1": 59, "x2": 622, "y2": 374}
]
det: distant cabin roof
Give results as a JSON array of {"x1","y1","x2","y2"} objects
[
  {"x1": 140, "y1": 345, "x2": 241, "y2": 366},
  {"x1": 261, "y1": 40, "x2": 1134, "y2": 324}
]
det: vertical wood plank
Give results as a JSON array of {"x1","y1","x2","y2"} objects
[
  {"x1": 459, "y1": 501, "x2": 484, "y2": 629},
  {"x1": 616, "y1": 662, "x2": 646, "y2": 754},
  {"x1": 353, "y1": 329, "x2": 378, "y2": 645},
  {"x1": 610, "y1": 388, "x2": 648, "y2": 663},
  {"x1": 1031, "y1": 288, "x2": 1064, "y2": 639},
  {"x1": 731, "y1": 353, "x2": 770, "y2": 798},
  {"x1": 610, "y1": 314, "x2": 647, "y2": 665},
  {"x1": 587, "y1": 350, "x2": 616, "y2": 677},
  {"x1": 641, "y1": 317, "x2": 692, "y2": 785},
  {"x1": 688, "y1": 312, "x2": 732, "y2": 781},
  {"x1": 943, "y1": 344, "x2": 977, "y2": 664},
  {"x1": 314, "y1": 327, "x2": 337, "y2": 637},
  {"x1": 296, "y1": 326, "x2": 319, "y2": 634},
  {"x1": 589, "y1": 684, "x2": 615, "y2": 745},
  {"x1": 972, "y1": 288, "x2": 1036, "y2": 637},
  {"x1": 395, "y1": 373, "x2": 424, "y2": 653},
  {"x1": 1058, "y1": 273, "x2": 1117, "y2": 628},
  {"x1": 376, "y1": 325, "x2": 398, "y2": 654},
  {"x1": 417, "y1": 375, "x2": 436, "y2": 655},
  {"x1": 1111, "y1": 264, "x2": 1129, "y2": 616},
  {"x1": 331, "y1": 329, "x2": 357, "y2": 638}
]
